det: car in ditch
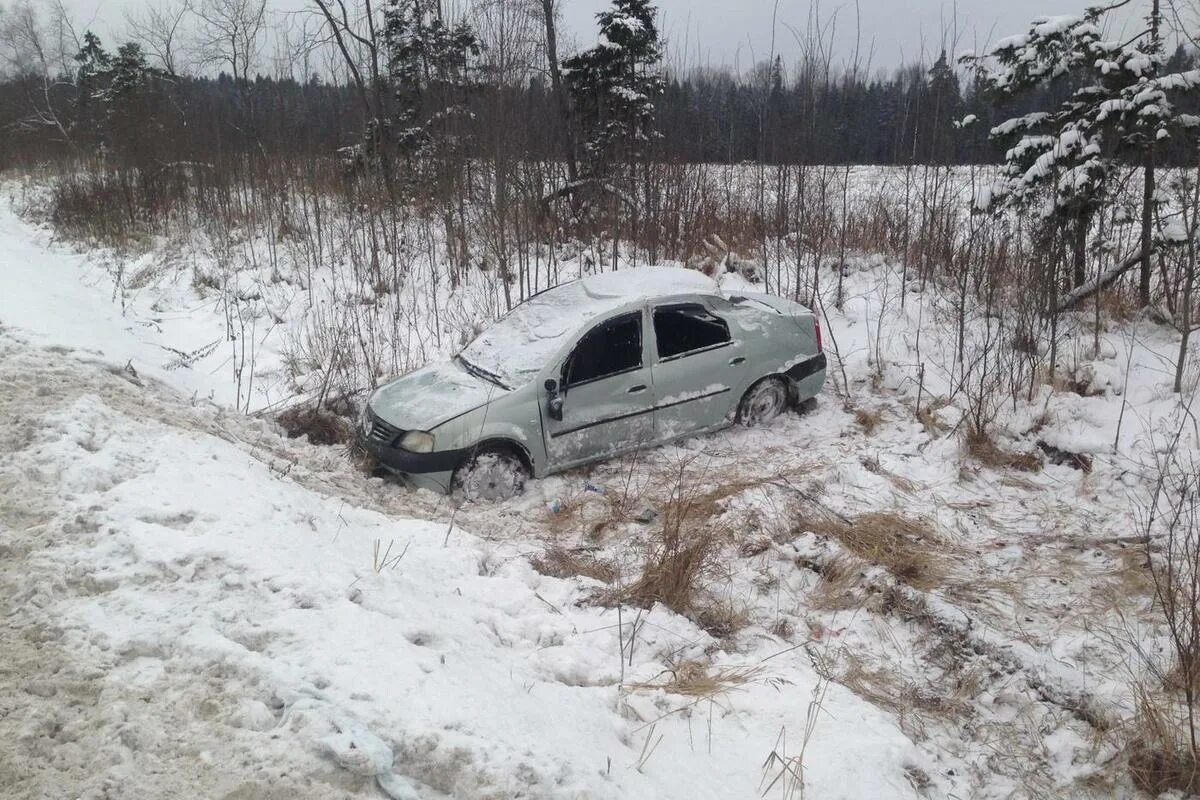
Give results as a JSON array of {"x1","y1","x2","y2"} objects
[{"x1": 358, "y1": 267, "x2": 826, "y2": 500}]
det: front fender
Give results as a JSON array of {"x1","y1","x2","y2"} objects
[{"x1": 431, "y1": 395, "x2": 549, "y2": 476}]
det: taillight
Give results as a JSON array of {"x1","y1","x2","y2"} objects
[{"x1": 813, "y1": 318, "x2": 824, "y2": 353}]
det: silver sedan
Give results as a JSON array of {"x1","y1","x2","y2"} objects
[{"x1": 359, "y1": 267, "x2": 826, "y2": 500}]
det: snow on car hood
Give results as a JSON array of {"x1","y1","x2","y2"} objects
[{"x1": 370, "y1": 361, "x2": 508, "y2": 430}]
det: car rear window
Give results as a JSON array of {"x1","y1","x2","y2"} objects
[{"x1": 653, "y1": 304, "x2": 731, "y2": 360}]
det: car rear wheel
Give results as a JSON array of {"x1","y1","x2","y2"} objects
[
  {"x1": 737, "y1": 377, "x2": 789, "y2": 427},
  {"x1": 453, "y1": 447, "x2": 529, "y2": 502}
]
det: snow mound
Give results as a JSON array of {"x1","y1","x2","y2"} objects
[{"x1": 0, "y1": 333, "x2": 922, "y2": 799}]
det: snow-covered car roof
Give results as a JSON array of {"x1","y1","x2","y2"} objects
[
  {"x1": 459, "y1": 267, "x2": 718, "y2": 388},
  {"x1": 577, "y1": 266, "x2": 717, "y2": 299}
]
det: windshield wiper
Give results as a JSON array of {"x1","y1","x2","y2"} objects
[{"x1": 455, "y1": 355, "x2": 511, "y2": 391}]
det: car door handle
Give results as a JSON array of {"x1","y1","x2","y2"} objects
[
  {"x1": 627, "y1": 384, "x2": 647, "y2": 394},
  {"x1": 729, "y1": 356, "x2": 746, "y2": 365}
]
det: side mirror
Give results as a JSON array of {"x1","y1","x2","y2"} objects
[{"x1": 544, "y1": 378, "x2": 564, "y2": 421}]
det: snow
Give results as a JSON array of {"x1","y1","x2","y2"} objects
[
  {"x1": 0, "y1": 192, "x2": 926, "y2": 799},
  {"x1": 611, "y1": 85, "x2": 647, "y2": 102},
  {"x1": 370, "y1": 360, "x2": 507, "y2": 429},
  {"x1": 0, "y1": 332, "x2": 921, "y2": 799},
  {"x1": 460, "y1": 268, "x2": 718, "y2": 388},
  {"x1": 992, "y1": 33, "x2": 1028, "y2": 53},
  {"x1": 457, "y1": 280, "x2": 611, "y2": 387},
  {"x1": 0, "y1": 196, "x2": 237, "y2": 407},
  {"x1": 2, "y1": 167, "x2": 1198, "y2": 799},
  {"x1": 658, "y1": 383, "x2": 728, "y2": 405},
  {"x1": 1032, "y1": 15, "x2": 1081, "y2": 35},
  {"x1": 581, "y1": 265, "x2": 716, "y2": 299},
  {"x1": 605, "y1": 13, "x2": 645, "y2": 33}
]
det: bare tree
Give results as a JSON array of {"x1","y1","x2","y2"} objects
[
  {"x1": 537, "y1": 0, "x2": 576, "y2": 183},
  {"x1": 1163, "y1": 168, "x2": 1200, "y2": 394},
  {"x1": 308, "y1": 0, "x2": 385, "y2": 136},
  {"x1": 193, "y1": 0, "x2": 266, "y2": 82},
  {"x1": 124, "y1": 0, "x2": 192, "y2": 76},
  {"x1": 1135, "y1": 413, "x2": 1200, "y2": 791},
  {"x1": 473, "y1": 0, "x2": 542, "y2": 304},
  {"x1": 0, "y1": 0, "x2": 73, "y2": 146}
]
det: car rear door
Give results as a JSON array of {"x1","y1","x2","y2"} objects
[
  {"x1": 542, "y1": 310, "x2": 657, "y2": 469},
  {"x1": 649, "y1": 301, "x2": 748, "y2": 438}
]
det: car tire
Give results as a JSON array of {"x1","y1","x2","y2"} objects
[
  {"x1": 736, "y1": 377, "x2": 790, "y2": 427},
  {"x1": 452, "y1": 446, "x2": 530, "y2": 503}
]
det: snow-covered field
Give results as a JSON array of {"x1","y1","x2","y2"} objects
[{"x1": 1, "y1": 176, "x2": 1197, "y2": 799}]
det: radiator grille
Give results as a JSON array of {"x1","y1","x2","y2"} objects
[{"x1": 367, "y1": 414, "x2": 402, "y2": 445}]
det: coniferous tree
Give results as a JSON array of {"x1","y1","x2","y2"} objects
[
  {"x1": 963, "y1": 7, "x2": 1200, "y2": 298},
  {"x1": 926, "y1": 50, "x2": 961, "y2": 163},
  {"x1": 383, "y1": 0, "x2": 480, "y2": 159},
  {"x1": 72, "y1": 32, "x2": 164, "y2": 160},
  {"x1": 562, "y1": 0, "x2": 663, "y2": 185}
]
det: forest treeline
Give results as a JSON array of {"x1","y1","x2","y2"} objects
[{"x1": 3, "y1": 0, "x2": 1197, "y2": 172}]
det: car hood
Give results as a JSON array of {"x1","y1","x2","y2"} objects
[{"x1": 369, "y1": 361, "x2": 509, "y2": 430}]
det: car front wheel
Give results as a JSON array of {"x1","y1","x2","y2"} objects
[
  {"x1": 737, "y1": 377, "x2": 789, "y2": 427},
  {"x1": 453, "y1": 447, "x2": 529, "y2": 502}
]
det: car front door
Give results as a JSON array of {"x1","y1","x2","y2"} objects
[
  {"x1": 649, "y1": 301, "x2": 748, "y2": 439},
  {"x1": 542, "y1": 310, "x2": 657, "y2": 470}
]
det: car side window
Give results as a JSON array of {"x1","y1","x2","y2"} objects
[
  {"x1": 653, "y1": 304, "x2": 731, "y2": 360},
  {"x1": 565, "y1": 313, "x2": 643, "y2": 387}
]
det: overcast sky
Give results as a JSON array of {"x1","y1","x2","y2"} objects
[{"x1": 58, "y1": 0, "x2": 1140, "y2": 75}]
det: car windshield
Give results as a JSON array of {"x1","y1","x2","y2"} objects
[{"x1": 458, "y1": 282, "x2": 613, "y2": 388}]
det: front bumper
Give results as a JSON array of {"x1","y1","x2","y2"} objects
[{"x1": 359, "y1": 408, "x2": 465, "y2": 493}]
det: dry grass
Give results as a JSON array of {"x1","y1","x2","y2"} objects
[
  {"x1": 628, "y1": 659, "x2": 765, "y2": 697},
  {"x1": 540, "y1": 459, "x2": 754, "y2": 542},
  {"x1": 542, "y1": 489, "x2": 597, "y2": 535},
  {"x1": 738, "y1": 536, "x2": 773, "y2": 558},
  {"x1": 964, "y1": 427, "x2": 1044, "y2": 473},
  {"x1": 769, "y1": 617, "x2": 795, "y2": 639},
  {"x1": 853, "y1": 407, "x2": 883, "y2": 434},
  {"x1": 695, "y1": 599, "x2": 751, "y2": 639},
  {"x1": 859, "y1": 454, "x2": 919, "y2": 494},
  {"x1": 624, "y1": 525, "x2": 721, "y2": 616},
  {"x1": 276, "y1": 404, "x2": 352, "y2": 446},
  {"x1": 837, "y1": 655, "x2": 966, "y2": 741},
  {"x1": 1126, "y1": 687, "x2": 1200, "y2": 796},
  {"x1": 1097, "y1": 288, "x2": 1142, "y2": 323},
  {"x1": 529, "y1": 545, "x2": 618, "y2": 584},
  {"x1": 1165, "y1": 655, "x2": 1200, "y2": 698},
  {"x1": 616, "y1": 458, "x2": 768, "y2": 635},
  {"x1": 1101, "y1": 545, "x2": 1157, "y2": 602},
  {"x1": 808, "y1": 554, "x2": 863, "y2": 611},
  {"x1": 794, "y1": 501, "x2": 950, "y2": 595},
  {"x1": 836, "y1": 511, "x2": 947, "y2": 591},
  {"x1": 916, "y1": 396, "x2": 952, "y2": 437}
]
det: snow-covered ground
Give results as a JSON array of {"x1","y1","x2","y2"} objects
[{"x1": 1, "y1": 180, "x2": 1197, "y2": 799}]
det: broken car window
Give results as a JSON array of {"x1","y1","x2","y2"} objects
[
  {"x1": 653, "y1": 304, "x2": 731, "y2": 359},
  {"x1": 566, "y1": 313, "x2": 642, "y2": 386}
]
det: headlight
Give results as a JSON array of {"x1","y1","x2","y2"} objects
[
  {"x1": 359, "y1": 406, "x2": 373, "y2": 437},
  {"x1": 399, "y1": 430, "x2": 435, "y2": 453}
]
